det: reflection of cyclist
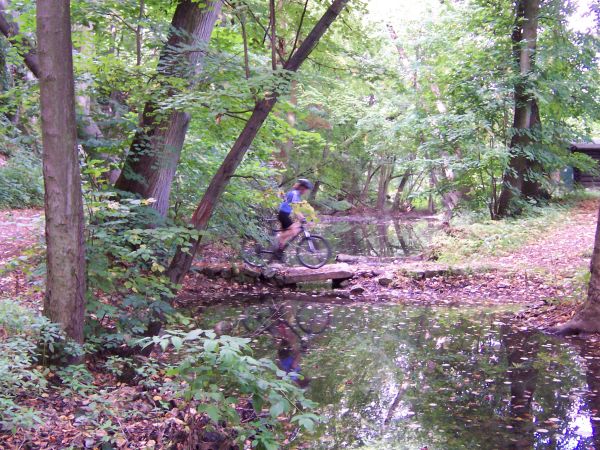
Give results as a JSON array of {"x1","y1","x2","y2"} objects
[
  {"x1": 274, "y1": 322, "x2": 310, "y2": 388},
  {"x1": 275, "y1": 179, "x2": 314, "y2": 260}
]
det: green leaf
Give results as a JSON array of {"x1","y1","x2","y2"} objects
[{"x1": 198, "y1": 404, "x2": 221, "y2": 423}]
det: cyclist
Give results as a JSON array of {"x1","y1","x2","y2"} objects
[{"x1": 274, "y1": 178, "x2": 314, "y2": 260}]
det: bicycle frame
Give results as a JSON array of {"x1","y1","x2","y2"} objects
[{"x1": 260, "y1": 220, "x2": 314, "y2": 254}]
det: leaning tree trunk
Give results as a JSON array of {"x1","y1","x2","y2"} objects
[
  {"x1": 167, "y1": 0, "x2": 351, "y2": 286},
  {"x1": 554, "y1": 203, "x2": 600, "y2": 335},
  {"x1": 115, "y1": 0, "x2": 222, "y2": 217},
  {"x1": 496, "y1": 0, "x2": 541, "y2": 218},
  {"x1": 37, "y1": 0, "x2": 86, "y2": 345}
]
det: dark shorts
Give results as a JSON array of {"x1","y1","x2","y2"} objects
[{"x1": 278, "y1": 211, "x2": 294, "y2": 230}]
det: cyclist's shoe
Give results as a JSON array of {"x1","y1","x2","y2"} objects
[{"x1": 273, "y1": 248, "x2": 285, "y2": 261}]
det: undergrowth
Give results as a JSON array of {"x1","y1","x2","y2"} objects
[{"x1": 0, "y1": 152, "x2": 43, "y2": 209}]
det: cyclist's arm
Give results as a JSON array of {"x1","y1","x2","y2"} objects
[{"x1": 291, "y1": 191, "x2": 305, "y2": 222}]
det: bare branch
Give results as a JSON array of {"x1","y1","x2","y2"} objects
[
  {"x1": 269, "y1": 0, "x2": 277, "y2": 70},
  {"x1": 288, "y1": 0, "x2": 309, "y2": 61}
]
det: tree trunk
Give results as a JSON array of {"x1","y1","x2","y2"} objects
[
  {"x1": 359, "y1": 163, "x2": 381, "y2": 204},
  {"x1": 554, "y1": 203, "x2": 600, "y2": 335},
  {"x1": 496, "y1": 0, "x2": 541, "y2": 218},
  {"x1": 392, "y1": 171, "x2": 411, "y2": 212},
  {"x1": 167, "y1": 0, "x2": 350, "y2": 286},
  {"x1": 115, "y1": 0, "x2": 223, "y2": 217},
  {"x1": 376, "y1": 162, "x2": 393, "y2": 212},
  {"x1": 37, "y1": 0, "x2": 86, "y2": 345}
]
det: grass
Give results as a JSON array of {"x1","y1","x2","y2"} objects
[{"x1": 431, "y1": 190, "x2": 599, "y2": 264}]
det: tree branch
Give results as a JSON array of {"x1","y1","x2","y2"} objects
[
  {"x1": 288, "y1": 0, "x2": 309, "y2": 62},
  {"x1": 0, "y1": 8, "x2": 40, "y2": 77},
  {"x1": 269, "y1": 0, "x2": 277, "y2": 70}
]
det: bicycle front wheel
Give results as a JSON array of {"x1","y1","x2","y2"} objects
[{"x1": 296, "y1": 235, "x2": 331, "y2": 269}]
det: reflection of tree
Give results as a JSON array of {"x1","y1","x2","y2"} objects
[
  {"x1": 393, "y1": 220, "x2": 410, "y2": 256},
  {"x1": 298, "y1": 306, "x2": 592, "y2": 449},
  {"x1": 577, "y1": 340, "x2": 600, "y2": 448},
  {"x1": 501, "y1": 327, "x2": 540, "y2": 450},
  {"x1": 377, "y1": 222, "x2": 391, "y2": 257}
]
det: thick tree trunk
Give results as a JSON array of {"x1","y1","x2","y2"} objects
[
  {"x1": 37, "y1": 0, "x2": 86, "y2": 344},
  {"x1": 166, "y1": 0, "x2": 350, "y2": 285},
  {"x1": 115, "y1": 0, "x2": 223, "y2": 217},
  {"x1": 496, "y1": 0, "x2": 541, "y2": 218},
  {"x1": 554, "y1": 203, "x2": 600, "y2": 335}
]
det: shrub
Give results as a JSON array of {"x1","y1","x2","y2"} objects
[
  {"x1": 0, "y1": 152, "x2": 44, "y2": 209},
  {"x1": 85, "y1": 193, "x2": 200, "y2": 347},
  {"x1": 0, "y1": 301, "x2": 75, "y2": 432},
  {"x1": 150, "y1": 330, "x2": 319, "y2": 450}
]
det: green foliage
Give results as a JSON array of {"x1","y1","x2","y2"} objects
[
  {"x1": 85, "y1": 193, "x2": 200, "y2": 346},
  {"x1": 0, "y1": 152, "x2": 43, "y2": 209},
  {"x1": 150, "y1": 330, "x2": 319, "y2": 450},
  {"x1": 0, "y1": 301, "x2": 82, "y2": 432}
]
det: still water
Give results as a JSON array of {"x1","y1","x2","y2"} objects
[
  {"x1": 197, "y1": 297, "x2": 600, "y2": 449},
  {"x1": 317, "y1": 219, "x2": 436, "y2": 258}
]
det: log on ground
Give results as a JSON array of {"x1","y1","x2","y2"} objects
[{"x1": 274, "y1": 263, "x2": 354, "y2": 285}]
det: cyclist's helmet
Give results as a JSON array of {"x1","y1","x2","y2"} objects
[{"x1": 297, "y1": 178, "x2": 314, "y2": 190}]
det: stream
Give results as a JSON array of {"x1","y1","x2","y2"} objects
[
  {"x1": 317, "y1": 218, "x2": 436, "y2": 258},
  {"x1": 197, "y1": 296, "x2": 600, "y2": 449}
]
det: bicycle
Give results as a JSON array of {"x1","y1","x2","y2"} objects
[
  {"x1": 241, "y1": 300, "x2": 332, "y2": 340},
  {"x1": 241, "y1": 218, "x2": 332, "y2": 269}
]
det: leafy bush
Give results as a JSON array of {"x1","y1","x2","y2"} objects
[
  {"x1": 0, "y1": 152, "x2": 43, "y2": 209},
  {"x1": 85, "y1": 193, "x2": 200, "y2": 346},
  {"x1": 0, "y1": 301, "x2": 79, "y2": 432},
  {"x1": 149, "y1": 330, "x2": 319, "y2": 450}
]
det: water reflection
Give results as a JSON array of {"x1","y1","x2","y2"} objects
[
  {"x1": 237, "y1": 297, "x2": 332, "y2": 387},
  {"x1": 318, "y1": 219, "x2": 435, "y2": 258},
  {"x1": 198, "y1": 300, "x2": 600, "y2": 449}
]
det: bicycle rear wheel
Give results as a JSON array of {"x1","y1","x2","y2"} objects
[
  {"x1": 241, "y1": 240, "x2": 271, "y2": 268},
  {"x1": 296, "y1": 235, "x2": 331, "y2": 269}
]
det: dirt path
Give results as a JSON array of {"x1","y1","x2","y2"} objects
[
  {"x1": 0, "y1": 209, "x2": 43, "y2": 264},
  {"x1": 487, "y1": 199, "x2": 597, "y2": 276},
  {"x1": 0, "y1": 209, "x2": 43, "y2": 303}
]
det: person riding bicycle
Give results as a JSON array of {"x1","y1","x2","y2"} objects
[{"x1": 274, "y1": 178, "x2": 314, "y2": 260}]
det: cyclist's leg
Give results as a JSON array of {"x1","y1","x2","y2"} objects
[
  {"x1": 278, "y1": 222, "x2": 300, "y2": 249},
  {"x1": 276, "y1": 211, "x2": 297, "y2": 250}
]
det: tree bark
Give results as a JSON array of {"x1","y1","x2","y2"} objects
[
  {"x1": 496, "y1": 0, "x2": 542, "y2": 217},
  {"x1": 0, "y1": 5, "x2": 40, "y2": 77},
  {"x1": 554, "y1": 203, "x2": 600, "y2": 335},
  {"x1": 392, "y1": 170, "x2": 410, "y2": 212},
  {"x1": 167, "y1": 0, "x2": 350, "y2": 286},
  {"x1": 115, "y1": 0, "x2": 223, "y2": 217},
  {"x1": 359, "y1": 163, "x2": 381, "y2": 204},
  {"x1": 376, "y1": 162, "x2": 393, "y2": 212},
  {"x1": 37, "y1": 0, "x2": 86, "y2": 345}
]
